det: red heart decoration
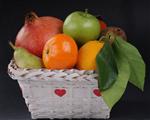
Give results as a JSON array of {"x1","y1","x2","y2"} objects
[
  {"x1": 93, "y1": 89, "x2": 101, "y2": 97},
  {"x1": 55, "y1": 89, "x2": 66, "y2": 97}
]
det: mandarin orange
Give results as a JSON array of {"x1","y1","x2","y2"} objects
[{"x1": 42, "y1": 34, "x2": 78, "y2": 69}]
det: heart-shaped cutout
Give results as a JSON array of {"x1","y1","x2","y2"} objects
[
  {"x1": 55, "y1": 89, "x2": 66, "y2": 97},
  {"x1": 93, "y1": 89, "x2": 101, "y2": 97}
]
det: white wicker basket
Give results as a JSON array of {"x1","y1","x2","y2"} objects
[{"x1": 8, "y1": 60, "x2": 110, "y2": 119}]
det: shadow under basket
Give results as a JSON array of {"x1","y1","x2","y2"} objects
[{"x1": 8, "y1": 60, "x2": 110, "y2": 119}]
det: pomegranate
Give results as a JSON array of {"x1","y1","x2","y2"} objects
[{"x1": 15, "y1": 12, "x2": 63, "y2": 57}]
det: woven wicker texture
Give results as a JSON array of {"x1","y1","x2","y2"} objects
[{"x1": 8, "y1": 60, "x2": 110, "y2": 119}]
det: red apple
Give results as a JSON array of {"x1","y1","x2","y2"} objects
[{"x1": 96, "y1": 15, "x2": 107, "y2": 31}]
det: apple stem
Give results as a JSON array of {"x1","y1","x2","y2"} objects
[{"x1": 85, "y1": 9, "x2": 88, "y2": 14}]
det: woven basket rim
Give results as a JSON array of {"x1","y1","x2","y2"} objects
[
  {"x1": 8, "y1": 60, "x2": 98, "y2": 81},
  {"x1": 9, "y1": 59, "x2": 95, "y2": 72}
]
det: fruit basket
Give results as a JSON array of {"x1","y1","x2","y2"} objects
[
  {"x1": 8, "y1": 60, "x2": 110, "y2": 119},
  {"x1": 8, "y1": 11, "x2": 146, "y2": 120}
]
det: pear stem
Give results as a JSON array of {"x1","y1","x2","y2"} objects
[{"x1": 9, "y1": 42, "x2": 16, "y2": 50}]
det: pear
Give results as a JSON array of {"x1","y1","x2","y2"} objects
[{"x1": 9, "y1": 42, "x2": 43, "y2": 69}]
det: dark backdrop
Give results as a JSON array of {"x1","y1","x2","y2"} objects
[{"x1": 0, "y1": 0, "x2": 150, "y2": 119}]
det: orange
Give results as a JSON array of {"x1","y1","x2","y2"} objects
[
  {"x1": 76, "y1": 40, "x2": 104, "y2": 70},
  {"x1": 42, "y1": 34, "x2": 78, "y2": 69}
]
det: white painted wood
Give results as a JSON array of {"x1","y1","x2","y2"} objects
[{"x1": 8, "y1": 60, "x2": 110, "y2": 119}]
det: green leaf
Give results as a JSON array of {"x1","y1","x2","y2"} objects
[
  {"x1": 115, "y1": 37, "x2": 146, "y2": 91},
  {"x1": 96, "y1": 41, "x2": 118, "y2": 91},
  {"x1": 101, "y1": 40, "x2": 130, "y2": 109}
]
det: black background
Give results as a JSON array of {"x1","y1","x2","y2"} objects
[{"x1": 0, "y1": 0, "x2": 150, "y2": 119}]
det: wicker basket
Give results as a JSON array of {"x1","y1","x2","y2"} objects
[{"x1": 8, "y1": 60, "x2": 110, "y2": 119}]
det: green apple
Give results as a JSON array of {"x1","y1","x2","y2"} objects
[{"x1": 63, "y1": 11, "x2": 101, "y2": 45}]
